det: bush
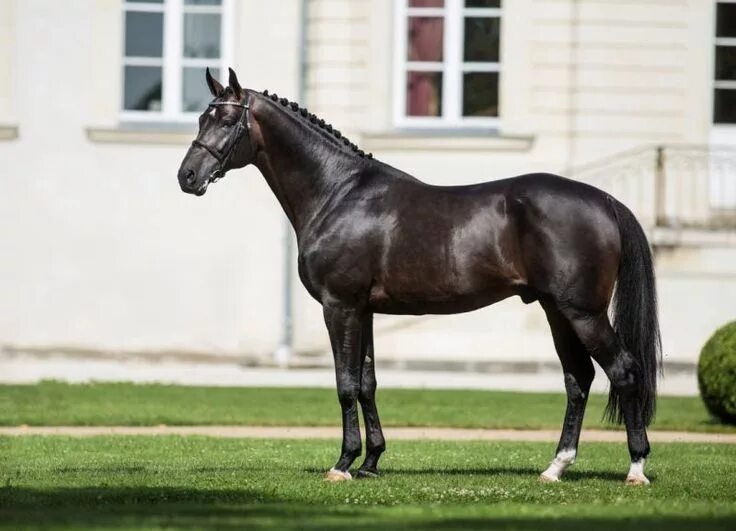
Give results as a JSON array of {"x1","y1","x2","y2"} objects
[{"x1": 698, "y1": 321, "x2": 736, "y2": 424}]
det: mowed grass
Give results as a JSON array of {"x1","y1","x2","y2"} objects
[
  {"x1": 1, "y1": 381, "x2": 733, "y2": 432},
  {"x1": 1, "y1": 436, "x2": 735, "y2": 529}
]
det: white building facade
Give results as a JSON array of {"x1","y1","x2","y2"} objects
[{"x1": 1, "y1": 0, "x2": 735, "y2": 368}]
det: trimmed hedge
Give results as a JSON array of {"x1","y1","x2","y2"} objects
[{"x1": 698, "y1": 321, "x2": 736, "y2": 424}]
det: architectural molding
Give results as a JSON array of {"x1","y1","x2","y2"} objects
[
  {"x1": 362, "y1": 132, "x2": 535, "y2": 152},
  {"x1": 86, "y1": 127, "x2": 195, "y2": 145},
  {"x1": 0, "y1": 125, "x2": 18, "y2": 141}
]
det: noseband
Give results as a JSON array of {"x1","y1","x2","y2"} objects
[{"x1": 191, "y1": 99, "x2": 250, "y2": 183}]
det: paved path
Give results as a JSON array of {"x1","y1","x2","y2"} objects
[{"x1": 2, "y1": 426, "x2": 735, "y2": 443}]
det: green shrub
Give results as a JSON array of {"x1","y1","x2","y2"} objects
[{"x1": 698, "y1": 321, "x2": 736, "y2": 424}]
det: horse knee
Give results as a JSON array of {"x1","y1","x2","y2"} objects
[{"x1": 337, "y1": 383, "x2": 360, "y2": 409}]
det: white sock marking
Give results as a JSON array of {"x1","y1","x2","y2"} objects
[
  {"x1": 540, "y1": 449, "x2": 576, "y2": 481},
  {"x1": 626, "y1": 459, "x2": 649, "y2": 484}
]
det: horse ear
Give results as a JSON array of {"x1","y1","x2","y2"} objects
[
  {"x1": 228, "y1": 67, "x2": 243, "y2": 99},
  {"x1": 206, "y1": 67, "x2": 224, "y2": 97}
]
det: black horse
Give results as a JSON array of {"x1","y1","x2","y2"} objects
[{"x1": 178, "y1": 69, "x2": 661, "y2": 485}]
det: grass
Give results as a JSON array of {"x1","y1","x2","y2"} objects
[
  {"x1": 1, "y1": 436, "x2": 735, "y2": 529},
  {"x1": 1, "y1": 381, "x2": 733, "y2": 432}
]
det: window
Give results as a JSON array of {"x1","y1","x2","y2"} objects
[
  {"x1": 714, "y1": 1, "x2": 736, "y2": 124},
  {"x1": 394, "y1": 0, "x2": 501, "y2": 129},
  {"x1": 122, "y1": 0, "x2": 233, "y2": 122}
]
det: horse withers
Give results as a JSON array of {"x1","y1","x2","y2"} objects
[{"x1": 178, "y1": 68, "x2": 662, "y2": 485}]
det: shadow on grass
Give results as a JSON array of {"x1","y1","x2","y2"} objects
[
  {"x1": 304, "y1": 466, "x2": 627, "y2": 483},
  {"x1": 1, "y1": 486, "x2": 729, "y2": 530}
]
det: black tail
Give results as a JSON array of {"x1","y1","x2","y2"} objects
[{"x1": 607, "y1": 201, "x2": 662, "y2": 426}]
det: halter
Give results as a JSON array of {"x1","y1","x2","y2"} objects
[{"x1": 191, "y1": 99, "x2": 250, "y2": 183}]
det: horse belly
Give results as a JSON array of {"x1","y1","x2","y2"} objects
[{"x1": 368, "y1": 267, "x2": 516, "y2": 315}]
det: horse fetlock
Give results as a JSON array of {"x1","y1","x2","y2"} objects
[
  {"x1": 540, "y1": 449, "x2": 577, "y2": 482},
  {"x1": 625, "y1": 459, "x2": 650, "y2": 486}
]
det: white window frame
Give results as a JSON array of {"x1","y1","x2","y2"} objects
[
  {"x1": 393, "y1": 0, "x2": 501, "y2": 130},
  {"x1": 120, "y1": 0, "x2": 234, "y2": 123}
]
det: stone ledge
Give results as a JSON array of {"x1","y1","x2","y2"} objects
[
  {"x1": 652, "y1": 226, "x2": 736, "y2": 248},
  {"x1": 0, "y1": 124, "x2": 18, "y2": 140},
  {"x1": 362, "y1": 132, "x2": 535, "y2": 152},
  {"x1": 86, "y1": 126, "x2": 195, "y2": 145}
]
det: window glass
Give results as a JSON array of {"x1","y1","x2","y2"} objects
[
  {"x1": 716, "y1": 45, "x2": 736, "y2": 81},
  {"x1": 124, "y1": 12, "x2": 164, "y2": 58},
  {"x1": 717, "y1": 3, "x2": 736, "y2": 38},
  {"x1": 465, "y1": 0, "x2": 500, "y2": 6},
  {"x1": 463, "y1": 72, "x2": 498, "y2": 117},
  {"x1": 124, "y1": 66, "x2": 163, "y2": 111},
  {"x1": 464, "y1": 17, "x2": 500, "y2": 62},
  {"x1": 409, "y1": 0, "x2": 444, "y2": 6},
  {"x1": 183, "y1": 13, "x2": 221, "y2": 58},
  {"x1": 183, "y1": 67, "x2": 219, "y2": 112},
  {"x1": 406, "y1": 71, "x2": 443, "y2": 116},
  {"x1": 407, "y1": 17, "x2": 444, "y2": 62},
  {"x1": 715, "y1": 89, "x2": 736, "y2": 123}
]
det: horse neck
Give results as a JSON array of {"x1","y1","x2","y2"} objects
[{"x1": 250, "y1": 96, "x2": 349, "y2": 235}]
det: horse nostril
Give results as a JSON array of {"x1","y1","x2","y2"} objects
[{"x1": 185, "y1": 169, "x2": 196, "y2": 186}]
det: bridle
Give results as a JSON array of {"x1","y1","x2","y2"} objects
[{"x1": 191, "y1": 98, "x2": 250, "y2": 183}]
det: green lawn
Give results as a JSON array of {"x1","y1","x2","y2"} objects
[
  {"x1": 1, "y1": 436, "x2": 734, "y2": 529},
  {"x1": 1, "y1": 381, "x2": 732, "y2": 432}
]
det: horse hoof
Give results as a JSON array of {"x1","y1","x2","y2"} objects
[
  {"x1": 356, "y1": 468, "x2": 379, "y2": 479},
  {"x1": 538, "y1": 473, "x2": 560, "y2": 483},
  {"x1": 324, "y1": 468, "x2": 352, "y2": 482},
  {"x1": 625, "y1": 474, "x2": 650, "y2": 486}
]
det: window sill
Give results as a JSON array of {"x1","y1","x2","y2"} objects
[
  {"x1": 0, "y1": 124, "x2": 19, "y2": 141},
  {"x1": 86, "y1": 125, "x2": 196, "y2": 145},
  {"x1": 362, "y1": 131, "x2": 535, "y2": 152}
]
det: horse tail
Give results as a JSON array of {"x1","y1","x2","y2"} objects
[{"x1": 607, "y1": 200, "x2": 662, "y2": 426}]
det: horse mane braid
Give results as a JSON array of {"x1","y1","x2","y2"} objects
[{"x1": 261, "y1": 89, "x2": 373, "y2": 159}]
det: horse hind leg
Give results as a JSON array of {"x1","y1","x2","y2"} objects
[
  {"x1": 539, "y1": 300, "x2": 595, "y2": 482},
  {"x1": 562, "y1": 308, "x2": 652, "y2": 485}
]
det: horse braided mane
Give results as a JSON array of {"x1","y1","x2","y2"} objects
[{"x1": 261, "y1": 89, "x2": 373, "y2": 160}]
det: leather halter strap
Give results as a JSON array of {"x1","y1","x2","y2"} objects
[{"x1": 191, "y1": 99, "x2": 250, "y2": 182}]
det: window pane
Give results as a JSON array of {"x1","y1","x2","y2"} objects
[
  {"x1": 124, "y1": 66, "x2": 162, "y2": 111},
  {"x1": 464, "y1": 17, "x2": 500, "y2": 62},
  {"x1": 463, "y1": 72, "x2": 498, "y2": 117},
  {"x1": 406, "y1": 71, "x2": 442, "y2": 116},
  {"x1": 717, "y1": 3, "x2": 736, "y2": 38},
  {"x1": 466, "y1": 0, "x2": 501, "y2": 6},
  {"x1": 716, "y1": 46, "x2": 736, "y2": 80},
  {"x1": 183, "y1": 67, "x2": 219, "y2": 112},
  {"x1": 185, "y1": 0, "x2": 221, "y2": 4},
  {"x1": 124, "y1": 12, "x2": 163, "y2": 57},
  {"x1": 407, "y1": 17, "x2": 443, "y2": 61},
  {"x1": 714, "y1": 89, "x2": 736, "y2": 123},
  {"x1": 183, "y1": 13, "x2": 221, "y2": 58},
  {"x1": 409, "y1": 0, "x2": 444, "y2": 6}
]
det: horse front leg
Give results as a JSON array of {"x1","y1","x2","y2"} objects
[
  {"x1": 356, "y1": 313, "x2": 386, "y2": 478},
  {"x1": 323, "y1": 303, "x2": 364, "y2": 481}
]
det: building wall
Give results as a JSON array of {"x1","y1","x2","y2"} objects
[
  {"x1": 0, "y1": 0, "x2": 300, "y2": 357},
  {"x1": 0, "y1": 0, "x2": 733, "y2": 365},
  {"x1": 293, "y1": 0, "x2": 736, "y2": 364}
]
